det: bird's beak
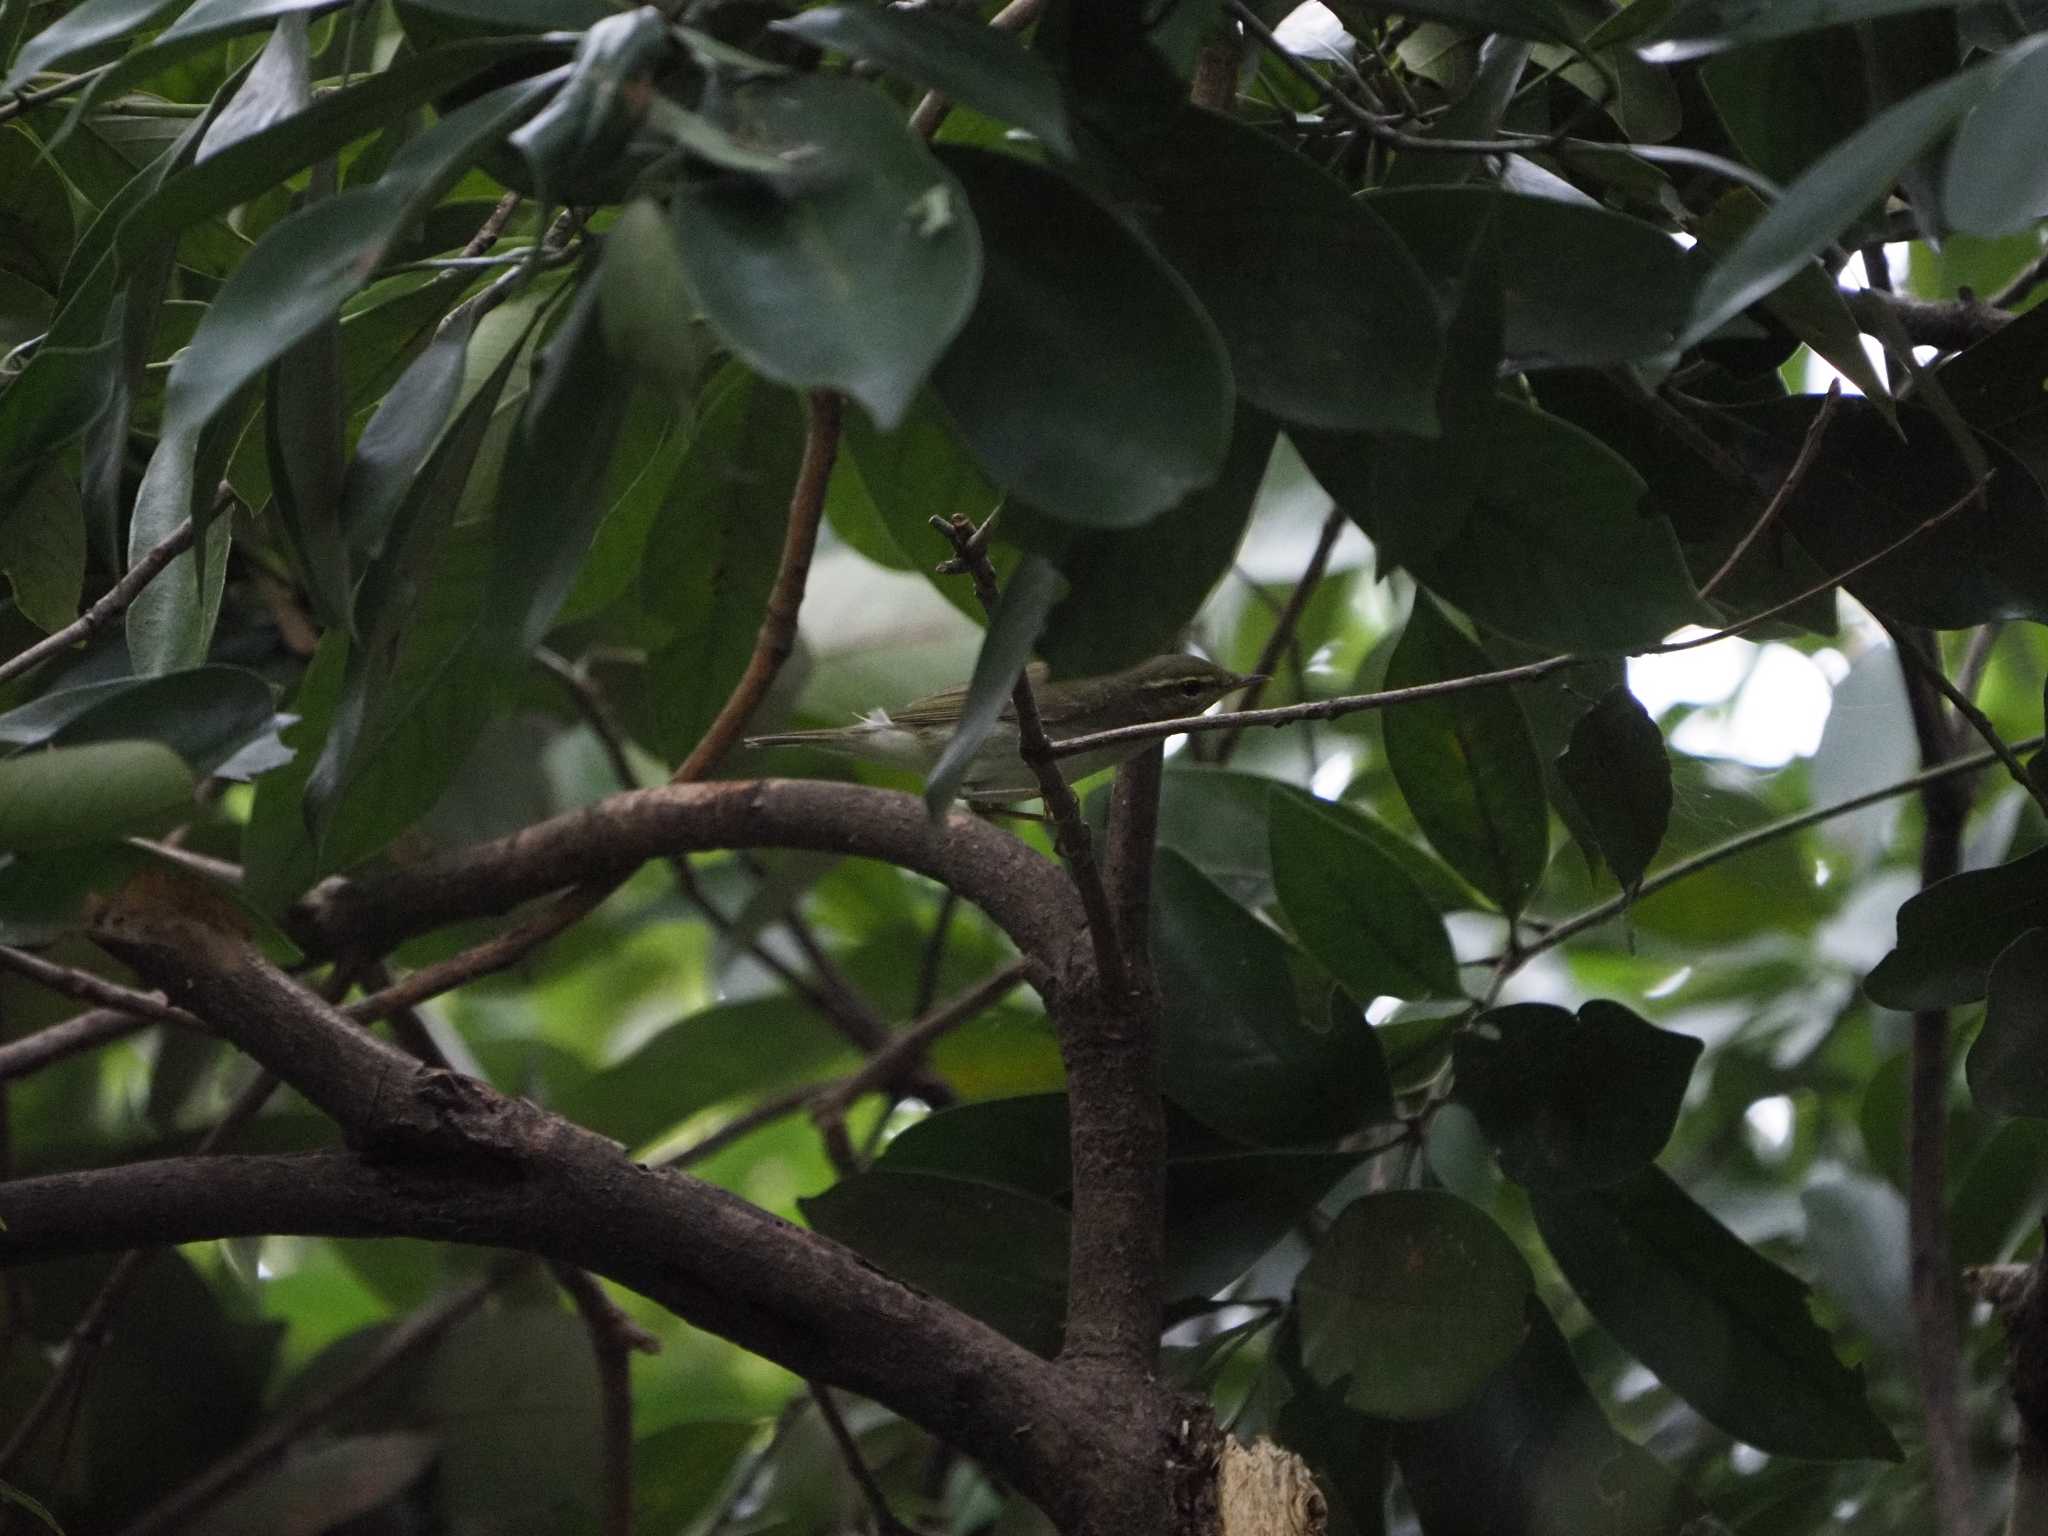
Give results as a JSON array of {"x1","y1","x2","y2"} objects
[{"x1": 1236, "y1": 674, "x2": 1268, "y2": 690}]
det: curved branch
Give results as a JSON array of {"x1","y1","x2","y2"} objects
[
  {"x1": 0, "y1": 1144, "x2": 1098, "y2": 1529},
  {"x1": 289, "y1": 779, "x2": 1089, "y2": 991}
]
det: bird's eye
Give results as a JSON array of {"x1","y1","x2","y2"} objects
[{"x1": 1180, "y1": 680, "x2": 1207, "y2": 696}]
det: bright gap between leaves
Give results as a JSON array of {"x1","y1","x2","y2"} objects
[
  {"x1": 1627, "y1": 639, "x2": 1836, "y2": 768},
  {"x1": 1744, "y1": 1094, "x2": 1795, "y2": 1157}
]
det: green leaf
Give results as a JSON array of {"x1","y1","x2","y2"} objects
[
  {"x1": 397, "y1": 0, "x2": 609, "y2": 30},
  {"x1": 1404, "y1": 400, "x2": 1704, "y2": 653},
  {"x1": 1689, "y1": 66, "x2": 1995, "y2": 342},
  {"x1": 1327, "y1": 0, "x2": 1579, "y2": 44},
  {"x1": 802, "y1": 1169, "x2": 1070, "y2": 1357},
  {"x1": 241, "y1": 629, "x2": 344, "y2": 913},
  {"x1": 0, "y1": 1478, "x2": 63, "y2": 1536},
  {"x1": 1033, "y1": 407, "x2": 1275, "y2": 677},
  {"x1": 4, "y1": 467, "x2": 84, "y2": 633},
  {"x1": 0, "y1": 666, "x2": 276, "y2": 777},
  {"x1": 1967, "y1": 928, "x2": 2048, "y2": 1118},
  {"x1": 930, "y1": 145, "x2": 1233, "y2": 529},
  {"x1": 1694, "y1": 186, "x2": 1891, "y2": 402},
  {"x1": 1364, "y1": 188, "x2": 1694, "y2": 369},
  {"x1": 1390, "y1": 1299, "x2": 1709, "y2": 1536},
  {"x1": 193, "y1": 13, "x2": 311, "y2": 161},
  {"x1": 482, "y1": 276, "x2": 633, "y2": 658},
  {"x1": 124, "y1": 389, "x2": 250, "y2": 675},
  {"x1": 46, "y1": 0, "x2": 352, "y2": 120},
  {"x1": 1453, "y1": 1000, "x2": 1701, "y2": 1190},
  {"x1": 1868, "y1": 847, "x2": 2048, "y2": 1011},
  {"x1": 1943, "y1": 34, "x2": 2048, "y2": 237},
  {"x1": 1153, "y1": 849, "x2": 1390, "y2": 1146},
  {"x1": 1381, "y1": 597, "x2": 1549, "y2": 916},
  {"x1": 0, "y1": 741, "x2": 194, "y2": 852},
  {"x1": 1530, "y1": 1166, "x2": 1901, "y2": 1460},
  {"x1": 266, "y1": 306, "x2": 350, "y2": 630},
  {"x1": 924, "y1": 555, "x2": 1064, "y2": 814},
  {"x1": 641, "y1": 371, "x2": 806, "y2": 763},
  {"x1": 672, "y1": 75, "x2": 980, "y2": 432},
  {"x1": 1269, "y1": 789, "x2": 1461, "y2": 1002},
  {"x1": 772, "y1": 3, "x2": 1075, "y2": 158},
  {"x1": 1165, "y1": 1148, "x2": 1375, "y2": 1302},
  {"x1": 1112, "y1": 105, "x2": 1442, "y2": 435},
  {"x1": 1642, "y1": 0, "x2": 1984, "y2": 60},
  {"x1": 338, "y1": 304, "x2": 479, "y2": 564},
  {"x1": 597, "y1": 198, "x2": 707, "y2": 397},
  {"x1": 1295, "y1": 1190, "x2": 1533, "y2": 1420},
  {"x1": 1555, "y1": 685, "x2": 1672, "y2": 893},
  {"x1": 506, "y1": 7, "x2": 669, "y2": 205},
  {"x1": 1292, "y1": 216, "x2": 1503, "y2": 571},
  {"x1": 0, "y1": 126, "x2": 75, "y2": 292},
  {"x1": 557, "y1": 997, "x2": 855, "y2": 1149},
  {"x1": 634, "y1": 1423, "x2": 760, "y2": 1535},
  {"x1": 3, "y1": 0, "x2": 185, "y2": 92}
]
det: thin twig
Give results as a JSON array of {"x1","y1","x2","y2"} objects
[
  {"x1": 0, "y1": 65, "x2": 112, "y2": 127},
  {"x1": 933, "y1": 515, "x2": 1126, "y2": 998},
  {"x1": 1699, "y1": 380, "x2": 1840, "y2": 601},
  {"x1": 1882, "y1": 614, "x2": 2048, "y2": 820},
  {"x1": 1505, "y1": 728, "x2": 2047, "y2": 962},
  {"x1": 913, "y1": 890, "x2": 959, "y2": 1018},
  {"x1": 0, "y1": 1009, "x2": 152, "y2": 1081},
  {"x1": 807, "y1": 1382, "x2": 917, "y2": 1536},
  {"x1": 1991, "y1": 243, "x2": 2048, "y2": 310},
  {"x1": 672, "y1": 391, "x2": 841, "y2": 785},
  {"x1": 113, "y1": 1266, "x2": 519, "y2": 1536},
  {"x1": 0, "y1": 948, "x2": 205, "y2": 1032},
  {"x1": 0, "y1": 519, "x2": 195, "y2": 687},
  {"x1": 1890, "y1": 627, "x2": 1974, "y2": 1536},
  {"x1": 1051, "y1": 476, "x2": 1990, "y2": 761},
  {"x1": 552, "y1": 1265, "x2": 661, "y2": 1536},
  {"x1": 1956, "y1": 622, "x2": 2004, "y2": 705},
  {"x1": 1216, "y1": 504, "x2": 1345, "y2": 763}
]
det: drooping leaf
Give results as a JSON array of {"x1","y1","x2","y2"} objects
[
  {"x1": 266, "y1": 301, "x2": 350, "y2": 631},
  {"x1": 772, "y1": 3, "x2": 1075, "y2": 157},
  {"x1": 641, "y1": 371, "x2": 806, "y2": 764},
  {"x1": 194, "y1": 11, "x2": 311, "y2": 162},
  {"x1": 1033, "y1": 406, "x2": 1274, "y2": 677},
  {"x1": 124, "y1": 389, "x2": 251, "y2": 675},
  {"x1": 1109, "y1": 105, "x2": 1443, "y2": 435},
  {"x1": 1555, "y1": 685, "x2": 1672, "y2": 893},
  {"x1": 924, "y1": 555, "x2": 1065, "y2": 815},
  {"x1": 506, "y1": 7, "x2": 670, "y2": 205},
  {"x1": 1295, "y1": 1190, "x2": 1533, "y2": 1420},
  {"x1": 1943, "y1": 34, "x2": 2048, "y2": 237},
  {"x1": 1403, "y1": 399, "x2": 1705, "y2": 653},
  {"x1": 4, "y1": 467, "x2": 85, "y2": 633},
  {"x1": 1153, "y1": 849, "x2": 1391, "y2": 1147},
  {"x1": 1454, "y1": 1000, "x2": 1701, "y2": 1190},
  {"x1": 1269, "y1": 789, "x2": 1461, "y2": 1003},
  {"x1": 1390, "y1": 1298, "x2": 1710, "y2": 1536},
  {"x1": 597, "y1": 198, "x2": 707, "y2": 397},
  {"x1": 39, "y1": 0, "x2": 352, "y2": 120},
  {"x1": 1966, "y1": 928, "x2": 2048, "y2": 1118},
  {"x1": 0, "y1": 666, "x2": 276, "y2": 777},
  {"x1": 1381, "y1": 597, "x2": 1550, "y2": 916},
  {"x1": 1293, "y1": 215, "x2": 1504, "y2": 571},
  {"x1": 930, "y1": 145, "x2": 1233, "y2": 529},
  {"x1": 1688, "y1": 65, "x2": 1996, "y2": 342},
  {"x1": 1363, "y1": 188, "x2": 1694, "y2": 369},
  {"x1": 1530, "y1": 1166, "x2": 1901, "y2": 1460},
  {"x1": 1641, "y1": 0, "x2": 1987, "y2": 60},
  {"x1": 0, "y1": 741, "x2": 194, "y2": 853},
  {"x1": 3, "y1": 0, "x2": 187, "y2": 91},
  {"x1": 338, "y1": 305, "x2": 479, "y2": 564},
  {"x1": 671, "y1": 75, "x2": 980, "y2": 432},
  {"x1": 802, "y1": 1169, "x2": 1070, "y2": 1357}
]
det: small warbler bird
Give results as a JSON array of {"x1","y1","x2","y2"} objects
[{"x1": 745, "y1": 653, "x2": 1260, "y2": 805}]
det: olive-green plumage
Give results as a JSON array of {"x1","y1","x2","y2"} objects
[{"x1": 746, "y1": 654, "x2": 1259, "y2": 803}]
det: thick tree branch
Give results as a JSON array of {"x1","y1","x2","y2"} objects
[
  {"x1": 1845, "y1": 287, "x2": 2008, "y2": 351},
  {"x1": 0, "y1": 1146, "x2": 1105, "y2": 1530},
  {"x1": 290, "y1": 780, "x2": 1087, "y2": 996}
]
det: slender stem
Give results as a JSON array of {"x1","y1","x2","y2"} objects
[
  {"x1": 0, "y1": 1010, "x2": 152, "y2": 1081},
  {"x1": 0, "y1": 66, "x2": 113, "y2": 127},
  {"x1": 807, "y1": 1383, "x2": 917, "y2": 1536},
  {"x1": 552, "y1": 1265, "x2": 660, "y2": 1536},
  {"x1": 907, "y1": 0, "x2": 1043, "y2": 139},
  {"x1": 1056, "y1": 476, "x2": 1989, "y2": 760},
  {"x1": 1883, "y1": 613, "x2": 2048, "y2": 820},
  {"x1": 1216, "y1": 504, "x2": 1345, "y2": 764},
  {"x1": 0, "y1": 519, "x2": 195, "y2": 687},
  {"x1": 0, "y1": 948, "x2": 205, "y2": 1031},
  {"x1": 672, "y1": 391, "x2": 841, "y2": 785},
  {"x1": 1515, "y1": 730, "x2": 2047, "y2": 961},
  {"x1": 935, "y1": 515, "x2": 1127, "y2": 999},
  {"x1": 1699, "y1": 379, "x2": 1839, "y2": 601},
  {"x1": 1892, "y1": 633, "x2": 1974, "y2": 1536}
]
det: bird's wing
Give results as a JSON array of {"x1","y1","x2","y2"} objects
[{"x1": 888, "y1": 662, "x2": 1048, "y2": 727}]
